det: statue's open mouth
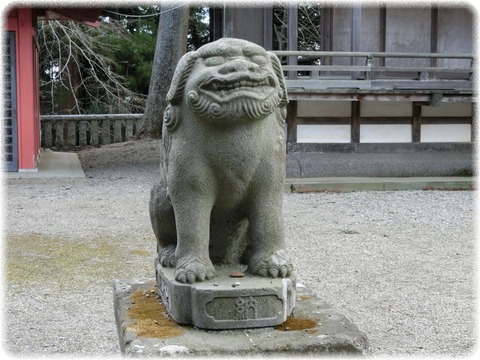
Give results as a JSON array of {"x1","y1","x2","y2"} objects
[
  {"x1": 188, "y1": 71, "x2": 282, "y2": 120},
  {"x1": 200, "y1": 74, "x2": 276, "y2": 102}
]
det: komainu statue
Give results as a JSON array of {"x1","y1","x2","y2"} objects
[{"x1": 149, "y1": 38, "x2": 293, "y2": 284}]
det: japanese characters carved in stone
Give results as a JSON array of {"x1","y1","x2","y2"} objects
[{"x1": 149, "y1": 38, "x2": 293, "y2": 284}]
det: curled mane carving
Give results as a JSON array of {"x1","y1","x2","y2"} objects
[{"x1": 166, "y1": 52, "x2": 198, "y2": 105}]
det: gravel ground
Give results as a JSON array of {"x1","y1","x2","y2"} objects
[{"x1": 2, "y1": 139, "x2": 477, "y2": 357}]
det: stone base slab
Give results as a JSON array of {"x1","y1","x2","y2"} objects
[
  {"x1": 155, "y1": 260, "x2": 296, "y2": 329},
  {"x1": 113, "y1": 278, "x2": 368, "y2": 356}
]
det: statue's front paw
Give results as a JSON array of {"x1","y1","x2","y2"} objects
[
  {"x1": 175, "y1": 255, "x2": 216, "y2": 284},
  {"x1": 248, "y1": 249, "x2": 293, "y2": 278}
]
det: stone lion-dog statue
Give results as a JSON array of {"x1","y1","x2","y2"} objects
[{"x1": 150, "y1": 38, "x2": 293, "y2": 284}]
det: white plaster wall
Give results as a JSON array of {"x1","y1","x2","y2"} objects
[
  {"x1": 294, "y1": 101, "x2": 472, "y2": 144},
  {"x1": 421, "y1": 102, "x2": 472, "y2": 117},
  {"x1": 421, "y1": 124, "x2": 471, "y2": 142},
  {"x1": 361, "y1": 101, "x2": 412, "y2": 117},
  {"x1": 360, "y1": 124, "x2": 412, "y2": 143},
  {"x1": 297, "y1": 125, "x2": 351, "y2": 143},
  {"x1": 296, "y1": 124, "x2": 471, "y2": 143},
  {"x1": 298, "y1": 101, "x2": 351, "y2": 117}
]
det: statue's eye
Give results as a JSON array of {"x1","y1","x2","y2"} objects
[
  {"x1": 251, "y1": 55, "x2": 268, "y2": 66},
  {"x1": 204, "y1": 56, "x2": 226, "y2": 67}
]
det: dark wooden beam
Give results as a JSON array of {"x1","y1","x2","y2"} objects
[
  {"x1": 322, "y1": 7, "x2": 333, "y2": 65},
  {"x1": 297, "y1": 117, "x2": 351, "y2": 125},
  {"x1": 361, "y1": 117, "x2": 412, "y2": 124},
  {"x1": 287, "y1": 6, "x2": 298, "y2": 80},
  {"x1": 351, "y1": 101, "x2": 361, "y2": 143},
  {"x1": 263, "y1": 7, "x2": 273, "y2": 50},
  {"x1": 351, "y1": 7, "x2": 362, "y2": 62},
  {"x1": 421, "y1": 117, "x2": 472, "y2": 125},
  {"x1": 286, "y1": 89, "x2": 472, "y2": 103},
  {"x1": 209, "y1": 7, "x2": 223, "y2": 42},
  {"x1": 379, "y1": 6, "x2": 386, "y2": 67},
  {"x1": 286, "y1": 100, "x2": 298, "y2": 144},
  {"x1": 471, "y1": 103, "x2": 477, "y2": 142},
  {"x1": 351, "y1": 6, "x2": 362, "y2": 79},
  {"x1": 294, "y1": 116, "x2": 472, "y2": 126},
  {"x1": 430, "y1": 6, "x2": 438, "y2": 68},
  {"x1": 412, "y1": 102, "x2": 422, "y2": 142}
]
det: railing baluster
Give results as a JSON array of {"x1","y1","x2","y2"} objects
[
  {"x1": 114, "y1": 119, "x2": 122, "y2": 143},
  {"x1": 40, "y1": 114, "x2": 144, "y2": 148},
  {"x1": 366, "y1": 55, "x2": 374, "y2": 80},
  {"x1": 55, "y1": 121, "x2": 64, "y2": 147},
  {"x1": 44, "y1": 121, "x2": 52, "y2": 148},
  {"x1": 125, "y1": 119, "x2": 134, "y2": 140},
  {"x1": 274, "y1": 50, "x2": 473, "y2": 90},
  {"x1": 102, "y1": 119, "x2": 111, "y2": 145},
  {"x1": 79, "y1": 121, "x2": 87, "y2": 146},
  {"x1": 90, "y1": 120, "x2": 99, "y2": 146},
  {"x1": 67, "y1": 121, "x2": 76, "y2": 146}
]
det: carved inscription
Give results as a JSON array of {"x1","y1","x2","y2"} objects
[
  {"x1": 234, "y1": 297, "x2": 258, "y2": 320},
  {"x1": 205, "y1": 294, "x2": 282, "y2": 321}
]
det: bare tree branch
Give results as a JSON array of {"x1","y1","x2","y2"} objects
[
  {"x1": 273, "y1": 4, "x2": 322, "y2": 52},
  {"x1": 38, "y1": 19, "x2": 146, "y2": 115}
]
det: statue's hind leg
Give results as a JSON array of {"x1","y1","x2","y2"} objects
[{"x1": 150, "y1": 183, "x2": 177, "y2": 267}]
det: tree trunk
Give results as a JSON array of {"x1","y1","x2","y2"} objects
[
  {"x1": 137, "y1": 4, "x2": 189, "y2": 139},
  {"x1": 58, "y1": 59, "x2": 81, "y2": 114}
]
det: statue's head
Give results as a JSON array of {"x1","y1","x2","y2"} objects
[{"x1": 164, "y1": 38, "x2": 288, "y2": 128}]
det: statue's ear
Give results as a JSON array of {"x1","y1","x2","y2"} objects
[
  {"x1": 268, "y1": 52, "x2": 289, "y2": 108},
  {"x1": 166, "y1": 51, "x2": 198, "y2": 105},
  {"x1": 163, "y1": 104, "x2": 181, "y2": 132}
]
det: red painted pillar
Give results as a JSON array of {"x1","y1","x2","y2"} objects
[{"x1": 15, "y1": 8, "x2": 40, "y2": 170}]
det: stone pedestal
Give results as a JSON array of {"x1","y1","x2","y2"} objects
[
  {"x1": 113, "y1": 278, "x2": 368, "y2": 356},
  {"x1": 155, "y1": 259, "x2": 296, "y2": 329}
]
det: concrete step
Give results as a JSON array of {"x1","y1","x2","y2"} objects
[
  {"x1": 285, "y1": 177, "x2": 476, "y2": 192},
  {"x1": 4, "y1": 150, "x2": 85, "y2": 179}
]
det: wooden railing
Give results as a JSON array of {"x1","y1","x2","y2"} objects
[
  {"x1": 40, "y1": 114, "x2": 143, "y2": 148},
  {"x1": 40, "y1": 52, "x2": 475, "y2": 149},
  {"x1": 273, "y1": 51, "x2": 474, "y2": 91}
]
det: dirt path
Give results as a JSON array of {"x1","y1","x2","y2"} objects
[{"x1": 3, "y1": 139, "x2": 476, "y2": 356}]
